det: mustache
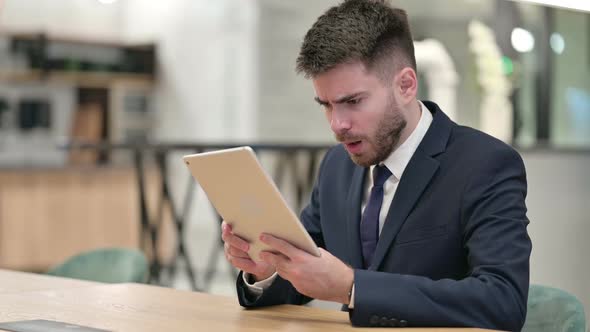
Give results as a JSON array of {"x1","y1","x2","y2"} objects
[{"x1": 335, "y1": 133, "x2": 365, "y2": 143}]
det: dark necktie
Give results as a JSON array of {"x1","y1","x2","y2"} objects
[{"x1": 360, "y1": 165, "x2": 392, "y2": 268}]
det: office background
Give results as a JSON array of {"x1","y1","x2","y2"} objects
[{"x1": 0, "y1": 0, "x2": 587, "y2": 326}]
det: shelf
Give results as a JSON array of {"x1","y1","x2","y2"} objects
[
  {"x1": 1, "y1": 31, "x2": 157, "y2": 86},
  {"x1": 0, "y1": 69, "x2": 154, "y2": 88},
  {"x1": 0, "y1": 30, "x2": 153, "y2": 49}
]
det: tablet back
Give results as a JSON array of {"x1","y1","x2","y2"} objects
[{"x1": 183, "y1": 147, "x2": 319, "y2": 261}]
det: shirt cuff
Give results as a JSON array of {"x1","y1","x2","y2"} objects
[
  {"x1": 348, "y1": 283, "x2": 355, "y2": 309},
  {"x1": 242, "y1": 271, "x2": 278, "y2": 297}
]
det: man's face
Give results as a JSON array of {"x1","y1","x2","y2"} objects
[{"x1": 313, "y1": 62, "x2": 407, "y2": 167}]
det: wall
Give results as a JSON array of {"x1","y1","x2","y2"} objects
[
  {"x1": 522, "y1": 150, "x2": 590, "y2": 323},
  {"x1": 551, "y1": 9, "x2": 590, "y2": 147},
  {"x1": 121, "y1": 0, "x2": 258, "y2": 143},
  {"x1": 0, "y1": 0, "x2": 124, "y2": 40},
  {"x1": 256, "y1": 1, "x2": 337, "y2": 143}
]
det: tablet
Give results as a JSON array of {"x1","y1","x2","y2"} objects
[{"x1": 183, "y1": 146, "x2": 320, "y2": 261}]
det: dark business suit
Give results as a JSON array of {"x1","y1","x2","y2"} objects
[{"x1": 237, "y1": 101, "x2": 532, "y2": 331}]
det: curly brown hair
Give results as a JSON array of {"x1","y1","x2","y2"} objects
[{"x1": 296, "y1": 0, "x2": 416, "y2": 81}]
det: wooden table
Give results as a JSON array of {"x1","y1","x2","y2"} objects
[
  {"x1": 0, "y1": 269, "x2": 100, "y2": 294},
  {"x1": 0, "y1": 271, "x2": 492, "y2": 331}
]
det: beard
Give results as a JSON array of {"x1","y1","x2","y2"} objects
[{"x1": 336, "y1": 94, "x2": 407, "y2": 167}]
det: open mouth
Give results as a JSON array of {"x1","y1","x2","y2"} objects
[
  {"x1": 346, "y1": 141, "x2": 361, "y2": 147},
  {"x1": 344, "y1": 140, "x2": 363, "y2": 153}
]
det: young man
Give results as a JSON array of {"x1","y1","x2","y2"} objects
[{"x1": 222, "y1": 0, "x2": 532, "y2": 329}]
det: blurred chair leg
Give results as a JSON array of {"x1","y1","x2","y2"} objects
[
  {"x1": 202, "y1": 214, "x2": 226, "y2": 291},
  {"x1": 156, "y1": 151, "x2": 199, "y2": 291},
  {"x1": 134, "y1": 148, "x2": 161, "y2": 285}
]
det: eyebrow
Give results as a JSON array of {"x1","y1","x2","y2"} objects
[{"x1": 314, "y1": 92, "x2": 365, "y2": 106}]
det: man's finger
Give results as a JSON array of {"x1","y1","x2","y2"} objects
[
  {"x1": 259, "y1": 251, "x2": 290, "y2": 270},
  {"x1": 223, "y1": 232, "x2": 250, "y2": 252},
  {"x1": 227, "y1": 255, "x2": 257, "y2": 272},
  {"x1": 227, "y1": 244, "x2": 250, "y2": 259},
  {"x1": 221, "y1": 222, "x2": 233, "y2": 240},
  {"x1": 260, "y1": 234, "x2": 300, "y2": 259},
  {"x1": 260, "y1": 252, "x2": 293, "y2": 281}
]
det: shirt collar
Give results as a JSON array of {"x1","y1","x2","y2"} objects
[{"x1": 374, "y1": 100, "x2": 433, "y2": 181}]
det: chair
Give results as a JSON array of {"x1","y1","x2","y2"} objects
[
  {"x1": 522, "y1": 284, "x2": 586, "y2": 332},
  {"x1": 46, "y1": 247, "x2": 148, "y2": 284}
]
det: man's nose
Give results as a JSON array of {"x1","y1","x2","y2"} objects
[{"x1": 330, "y1": 110, "x2": 352, "y2": 134}]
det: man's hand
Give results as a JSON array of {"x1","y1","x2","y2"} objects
[
  {"x1": 259, "y1": 233, "x2": 354, "y2": 305},
  {"x1": 221, "y1": 221, "x2": 276, "y2": 281}
]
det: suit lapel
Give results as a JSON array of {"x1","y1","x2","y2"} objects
[
  {"x1": 346, "y1": 166, "x2": 367, "y2": 269},
  {"x1": 368, "y1": 101, "x2": 454, "y2": 270},
  {"x1": 369, "y1": 153, "x2": 439, "y2": 270}
]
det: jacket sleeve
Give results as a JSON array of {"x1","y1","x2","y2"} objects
[{"x1": 349, "y1": 146, "x2": 532, "y2": 331}]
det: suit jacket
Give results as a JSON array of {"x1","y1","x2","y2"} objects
[{"x1": 237, "y1": 101, "x2": 532, "y2": 331}]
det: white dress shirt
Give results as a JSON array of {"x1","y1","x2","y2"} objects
[{"x1": 243, "y1": 101, "x2": 433, "y2": 307}]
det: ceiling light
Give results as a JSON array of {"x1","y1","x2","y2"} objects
[
  {"x1": 511, "y1": 27, "x2": 535, "y2": 53},
  {"x1": 550, "y1": 33, "x2": 565, "y2": 54}
]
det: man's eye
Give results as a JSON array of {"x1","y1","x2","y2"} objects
[{"x1": 347, "y1": 99, "x2": 360, "y2": 105}]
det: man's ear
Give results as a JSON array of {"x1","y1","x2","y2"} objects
[{"x1": 395, "y1": 67, "x2": 418, "y2": 105}]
